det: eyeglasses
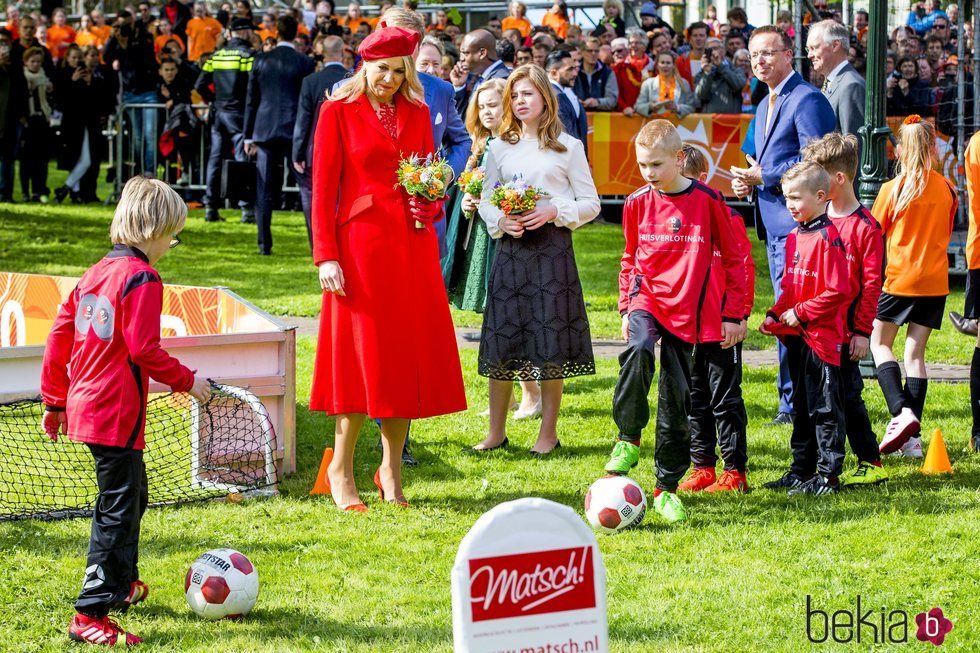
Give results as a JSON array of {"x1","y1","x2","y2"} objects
[
  {"x1": 749, "y1": 48, "x2": 791, "y2": 61},
  {"x1": 169, "y1": 234, "x2": 181, "y2": 249},
  {"x1": 934, "y1": 23, "x2": 948, "y2": 29}
]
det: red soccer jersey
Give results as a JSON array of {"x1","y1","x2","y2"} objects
[
  {"x1": 768, "y1": 215, "x2": 851, "y2": 366},
  {"x1": 41, "y1": 246, "x2": 195, "y2": 450},
  {"x1": 828, "y1": 205, "x2": 883, "y2": 342},
  {"x1": 701, "y1": 207, "x2": 756, "y2": 342},
  {"x1": 619, "y1": 180, "x2": 745, "y2": 344}
]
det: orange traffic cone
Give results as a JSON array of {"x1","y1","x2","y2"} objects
[
  {"x1": 310, "y1": 447, "x2": 334, "y2": 495},
  {"x1": 921, "y1": 429, "x2": 953, "y2": 474}
]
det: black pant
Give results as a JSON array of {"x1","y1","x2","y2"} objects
[
  {"x1": 255, "y1": 138, "x2": 292, "y2": 254},
  {"x1": 297, "y1": 166, "x2": 314, "y2": 248},
  {"x1": 0, "y1": 121, "x2": 22, "y2": 199},
  {"x1": 785, "y1": 337, "x2": 846, "y2": 479},
  {"x1": 204, "y1": 109, "x2": 248, "y2": 210},
  {"x1": 75, "y1": 445, "x2": 148, "y2": 618},
  {"x1": 613, "y1": 310, "x2": 694, "y2": 491},
  {"x1": 19, "y1": 116, "x2": 49, "y2": 198},
  {"x1": 839, "y1": 343, "x2": 880, "y2": 463},
  {"x1": 690, "y1": 342, "x2": 748, "y2": 472}
]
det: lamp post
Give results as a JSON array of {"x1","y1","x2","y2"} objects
[{"x1": 858, "y1": 2, "x2": 890, "y2": 207}]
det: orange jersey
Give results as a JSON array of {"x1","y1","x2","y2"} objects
[
  {"x1": 501, "y1": 16, "x2": 531, "y2": 38},
  {"x1": 186, "y1": 16, "x2": 223, "y2": 61},
  {"x1": 155, "y1": 33, "x2": 185, "y2": 55},
  {"x1": 339, "y1": 16, "x2": 371, "y2": 32},
  {"x1": 257, "y1": 27, "x2": 278, "y2": 41},
  {"x1": 541, "y1": 11, "x2": 569, "y2": 40},
  {"x1": 965, "y1": 131, "x2": 980, "y2": 270},
  {"x1": 46, "y1": 24, "x2": 76, "y2": 59},
  {"x1": 91, "y1": 25, "x2": 112, "y2": 43},
  {"x1": 75, "y1": 29, "x2": 106, "y2": 51},
  {"x1": 872, "y1": 169, "x2": 957, "y2": 297}
]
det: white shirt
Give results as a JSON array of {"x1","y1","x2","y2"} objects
[
  {"x1": 562, "y1": 86, "x2": 581, "y2": 117},
  {"x1": 826, "y1": 59, "x2": 849, "y2": 88},
  {"x1": 768, "y1": 70, "x2": 796, "y2": 98},
  {"x1": 479, "y1": 134, "x2": 600, "y2": 239}
]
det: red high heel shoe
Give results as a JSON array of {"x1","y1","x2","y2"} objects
[
  {"x1": 323, "y1": 468, "x2": 368, "y2": 512},
  {"x1": 374, "y1": 469, "x2": 409, "y2": 507}
]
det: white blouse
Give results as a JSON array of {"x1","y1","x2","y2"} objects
[{"x1": 479, "y1": 133, "x2": 601, "y2": 239}]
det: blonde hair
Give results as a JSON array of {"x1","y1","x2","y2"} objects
[
  {"x1": 379, "y1": 6, "x2": 425, "y2": 35},
  {"x1": 781, "y1": 160, "x2": 831, "y2": 194},
  {"x1": 499, "y1": 64, "x2": 567, "y2": 153},
  {"x1": 890, "y1": 119, "x2": 936, "y2": 215},
  {"x1": 331, "y1": 55, "x2": 425, "y2": 105},
  {"x1": 464, "y1": 78, "x2": 507, "y2": 167},
  {"x1": 635, "y1": 119, "x2": 682, "y2": 153},
  {"x1": 681, "y1": 144, "x2": 708, "y2": 178},
  {"x1": 110, "y1": 177, "x2": 187, "y2": 247},
  {"x1": 801, "y1": 132, "x2": 859, "y2": 181}
]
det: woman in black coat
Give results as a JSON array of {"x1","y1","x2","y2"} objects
[{"x1": 54, "y1": 45, "x2": 112, "y2": 203}]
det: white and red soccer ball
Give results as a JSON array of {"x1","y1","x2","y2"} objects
[
  {"x1": 185, "y1": 548, "x2": 259, "y2": 619},
  {"x1": 584, "y1": 475, "x2": 647, "y2": 533}
]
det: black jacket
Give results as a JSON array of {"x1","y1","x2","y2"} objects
[
  {"x1": 292, "y1": 62, "x2": 348, "y2": 164},
  {"x1": 244, "y1": 44, "x2": 315, "y2": 145},
  {"x1": 553, "y1": 82, "x2": 588, "y2": 156},
  {"x1": 104, "y1": 31, "x2": 158, "y2": 95}
]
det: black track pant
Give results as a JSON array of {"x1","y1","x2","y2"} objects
[
  {"x1": 785, "y1": 337, "x2": 846, "y2": 479},
  {"x1": 690, "y1": 342, "x2": 748, "y2": 472},
  {"x1": 613, "y1": 310, "x2": 694, "y2": 492},
  {"x1": 75, "y1": 445, "x2": 148, "y2": 618},
  {"x1": 839, "y1": 343, "x2": 880, "y2": 463}
]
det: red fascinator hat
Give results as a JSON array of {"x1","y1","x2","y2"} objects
[{"x1": 357, "y1": 26, "x2": 420, "y2": 61}]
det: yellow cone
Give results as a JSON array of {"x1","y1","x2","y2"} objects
[{"x1": 921, "y1": 429, "x2": 953, "y2": 474}]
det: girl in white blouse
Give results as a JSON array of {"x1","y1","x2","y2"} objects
[{"x1": 472, "y1": 64, "x2": 601, "y2": 456}]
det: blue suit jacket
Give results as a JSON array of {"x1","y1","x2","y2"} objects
[
  {"x1": 753, "y1": 72, "x2": 835, "y2": 240},
  {"x1": 244, "y1": 44, "x2": 315, "y2": 145},
  {"x1": 292, "y1": 62, "x2": 349, "y2": 164},
  {"x1": 553, "y1": 83, "x2": 589, "y2": 156}
]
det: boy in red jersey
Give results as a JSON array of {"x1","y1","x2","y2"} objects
[
  {"x1": 760, "y1": 161, "x2": 850, "y2": 496},
  {"x1": 802, "y1": 133, "x2": 888, "y2": 486},
  {"x1": 41, "y1": 177, "x2": 211, "y2": 647},
  {"x1": 605, "y1": 120, "x2": 746, "y2": 524},
  {"x1": 676, "y1": 145, "x2": 755, "y2": 493}
]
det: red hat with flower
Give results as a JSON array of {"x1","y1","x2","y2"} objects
[{"x1": 357, "y1": 26, "x2": 420, "y2": 61}]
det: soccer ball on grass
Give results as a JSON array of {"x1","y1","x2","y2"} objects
[
  {"x1": 185, "y1": 548, "x2": 259, "y2": 619},
  {"x1": 584, "y1": 475, "x2": 647, "y2": 533}
]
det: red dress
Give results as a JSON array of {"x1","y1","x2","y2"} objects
[{"x1": 310, "y1": 93, "x2": 467, "y2": 418}]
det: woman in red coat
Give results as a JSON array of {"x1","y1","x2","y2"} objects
[{"x1": 311, "y1": 26, "x2": 467, "y2": 511}]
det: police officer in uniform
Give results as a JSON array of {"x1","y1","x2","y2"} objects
[{"x1": 195, "y1": 17, "x2": 255, "y2": 223}]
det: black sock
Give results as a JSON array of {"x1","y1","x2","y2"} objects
[
  {"x1": 905, "y1": 377, "x2": 929, "y2": 426},
  {"x1": 876, "y1": 361, "x2": 907, "y2": 416},
  {"x1": 972, "y1": 348, "x2": 980, "y2": 438}
]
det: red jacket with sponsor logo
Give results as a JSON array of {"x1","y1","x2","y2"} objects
[
  {"x1": 829, "y1": 205, "x2": 883, "y2": 343},
  {"x1": 619, "y1": 180, "x2": 746, "y2": 344},
  {"x1": 41, "y1": 246, "x2": 195, "y2": 450},
  {"x1": 701, "y1": 207, "x2": 756, "y2": 342},
  {"x1": 767, "y1": 215, "x2": 850, "y2": 366}
]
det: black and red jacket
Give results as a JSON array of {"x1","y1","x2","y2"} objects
[
  {"x1": 767, "y1": 215, "x2": 851, "y2": 366},
  {"x1": 828, "y1": 205, "x2": 883, "y2": 343},
  {"x1": 701, "y1": 207, "x2": 756, "y2": 343},
  {"x1": 41, "y1": 246, "x2": 195, "y2": 450},
  {"x1": 619, "y1": 180, "x2": 745, "y2": 344}
]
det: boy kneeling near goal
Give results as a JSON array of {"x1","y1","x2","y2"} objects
[{"x1": 41, "y1": 177, "x2": 211, "y2": 646}]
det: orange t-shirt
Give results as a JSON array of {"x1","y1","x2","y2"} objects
[
  {"x1": 541, "y1": 11, "x2": 568, "y2": 40},
  {"x1": 155, "y1": 33, "x2": 185, "y2": 55},
  {"x1": 340, "y1": 17, "x2": 371, "y2": 33},
  {"x1": 872, "y1": 169, "x2": 957, "y2": 297},
  {"x1": 4, "y1": 22, "x2": 19, "y2": 41},
  {"x1": 257, "y1": 28, "x2": 278, "y2": 42},
  {"x1": 501, "y1": 16, "x2": 531, "y2": 38},
  {"x1": 186, "y1": 16, "x2": 223, "y2": 61},
  {"x1": 46, "y1": 24, "x2": 76, "y2": 59},
  {"x1": 75, "y1": 29, "x2": 105, "y2": 50},
  {"x1": 966, "y1": 131, "x2": 980, "y2": 270},
  {"x1": 91, "y1": 25, "x2": 112, "y2": 43}
]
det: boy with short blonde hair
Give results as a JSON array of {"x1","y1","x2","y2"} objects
[
  {"x1": 761, "y1": 161, "x2": 851, "y2": 496},
  {"x1": 606, "y1": 120, "x2": 746, "y2": 523},
  {"x1": 802, "y1": 133, "x2": 888, "y2": 485},
  {"x1": 42, "y1": 177, "x2": 211, "y2": 646}
]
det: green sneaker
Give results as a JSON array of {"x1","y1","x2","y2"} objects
[
  {"x1": 840, "y1": 461, "x2": 889, "y2": 487},
  {"x1": 604, "y1": 440, "x2": 640, "y2": 474},
  {"x1": 653, "y1": 491, "x2": 687, "y2": 524}
]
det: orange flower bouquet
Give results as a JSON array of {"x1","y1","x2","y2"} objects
[
  {"x1": 395, "y1": 153, "x2": 453, "y2": 228},
  {"x1": 488, "y1": 174, "x2": 542, "y2": 216}
]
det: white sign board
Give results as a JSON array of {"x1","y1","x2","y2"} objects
[{"x1": 452, "y1": 498, "x2": 609, "y2": 653}]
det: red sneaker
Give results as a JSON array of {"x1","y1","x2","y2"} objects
[
  {"x1": 69, "y1": 613, "x2": 142, "y2": 646},
  {"x1": 678, "y1": 467, "x2": 716, "y2": 492},
  {"x1": 704, "y1": 469, "x2": 749, "y2": 493}
]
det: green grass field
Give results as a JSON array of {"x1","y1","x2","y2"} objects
[{"x1": 1, "y1": 195, "x2": 979, "y2": 651}]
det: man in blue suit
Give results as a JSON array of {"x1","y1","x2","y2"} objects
[
  {"x1": 731, "y1": 26, "x2": 835, "y2": 425},
  {"x1": 546, "y1": 49, "x2": 589, "y2": 154},
  {"x1": 292, "y1": 35, "x2": 348, "y2": 247},
  {"x1": 244, "y1": 15, "x2": 315, "y2": 255}
]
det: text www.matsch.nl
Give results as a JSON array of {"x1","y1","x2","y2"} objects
[{"x1": 496, "y1": 634, "x2": 602, "y2": 653}]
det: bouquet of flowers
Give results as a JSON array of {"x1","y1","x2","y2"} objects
[
  {"x1": 489, "y1": 174, "x2": 542, "y2": 216},
  {"x1": 395, "y1": 153, "x2": 453, "y2": 228},
  {"x1": 456, "y1": 166, "x2": 485, "y2": 219}
]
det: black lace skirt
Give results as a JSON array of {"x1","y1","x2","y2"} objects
[{"x1": 478, "y1": 222, "x2": 596, "y2": 380}]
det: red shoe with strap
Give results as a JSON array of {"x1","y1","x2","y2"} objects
[
  {"x1": 678, "y1": 467, "x2": 716, "y2": 492},
  {"x1": 704, "y1": 469, "x2": 749, "y2": 493},
  {"x1": 69, "y1": 613, "x2": 142, "y2": 646}
]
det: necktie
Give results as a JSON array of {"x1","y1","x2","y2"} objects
[
  {"x1": 822, "y1": 78, "x2": 832, "y2": 94},
  {"x1": 765, "y1": 92, "x2": 778, "y2": 136}
]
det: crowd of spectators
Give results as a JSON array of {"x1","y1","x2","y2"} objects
[{"x1": 0, "y1": 0, "x2": 969, "y2": 205}]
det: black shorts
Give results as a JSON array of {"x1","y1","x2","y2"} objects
[
  {"x1": 965, "y1": 269, "x2": 980, "y2": 319},
  {"x1": 876, "y1": 292, "x2": 946, "y2": 330}
]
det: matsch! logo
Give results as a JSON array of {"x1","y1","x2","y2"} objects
[{"x1": 468, "y1": 546, "x2": 596, "y2": 622}]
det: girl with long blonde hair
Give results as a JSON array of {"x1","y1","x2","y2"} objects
[
  {"x1": 871, "y1": 116, "x2": 957, "y2": 458},
  {"x1": 471, "y1": 65, "x2": 600, "y2": 455}
]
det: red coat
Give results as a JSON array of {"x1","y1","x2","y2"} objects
[{"x1": 310, "y1": 93, "x2": 466, "y2": 419}]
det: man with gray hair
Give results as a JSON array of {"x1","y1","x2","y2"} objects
[{"x1": 807, "y1": 19, "x2": 865, "y2": 138}]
